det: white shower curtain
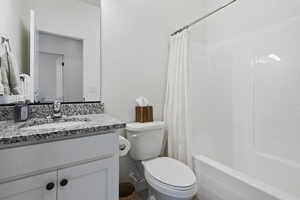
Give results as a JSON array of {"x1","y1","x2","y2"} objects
[{"x1": 164, "y1": 29, "x2": 192, "y2": 167}]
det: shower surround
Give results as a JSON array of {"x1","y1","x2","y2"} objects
[{"x1": 189, "y1": 0, "x2": 300, "y2": 199}]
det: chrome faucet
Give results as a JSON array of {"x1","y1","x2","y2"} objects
[{"x1": 53, "y1": 100, "x2": 62, "y2": 119}]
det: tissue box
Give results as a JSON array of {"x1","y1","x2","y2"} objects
[{"x1": 136, "y1": 106, "x2": 153, "y2": 123}]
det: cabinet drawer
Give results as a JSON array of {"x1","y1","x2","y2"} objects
[{"x1": 0, "y1": 133, "x2": 118, "y2": 182}]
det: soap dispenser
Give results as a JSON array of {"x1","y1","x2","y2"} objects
[{"x1": 14, "y1": 101, "x2": 29, "y2": 122}]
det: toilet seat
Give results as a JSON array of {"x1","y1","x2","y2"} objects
[
  {"x1": 145, "y1": 170, "x2": 195, "y2": 191},
  {"x1": 142, "y1": 157, "x2": 197, "y2": 198},
  {"x1": 145, "y1": 171, "x2": 197, "y2": 198}
]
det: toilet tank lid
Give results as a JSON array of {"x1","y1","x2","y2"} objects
[{"x1": 126, "y1": 121, "x2": 165, "y2": 132}]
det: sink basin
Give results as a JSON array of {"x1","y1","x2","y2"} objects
[{"x1": 20, "y1": 121, "x2": 86, "y2": 131}]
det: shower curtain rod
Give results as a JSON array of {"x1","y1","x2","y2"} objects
[{"x1": 171, "y1": 0, "x2": 237, "y2": 36}]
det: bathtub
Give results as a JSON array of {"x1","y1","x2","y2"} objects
[{"x1": 193, "y1": 155, "x2": 297, "y2": 200}]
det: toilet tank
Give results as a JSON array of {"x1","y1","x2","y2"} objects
[{"x1": 126, "y1": 122, "x2": 165, "y2": 161}]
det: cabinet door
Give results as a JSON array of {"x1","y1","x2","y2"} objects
[
  {"x1": 0, "y1": 172, "x2": 57, "y2": 200},
  {"x1": 58, "y1": 157, "x2": 117, "y2": 200}
]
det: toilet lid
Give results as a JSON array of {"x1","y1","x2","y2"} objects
[{"x1": 142, "y1": 157, "x2": 196, "y2": 188}]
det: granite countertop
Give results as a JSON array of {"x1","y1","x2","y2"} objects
[{"x1": 0, "y1": 114, "x2": 126, "y2": 149}]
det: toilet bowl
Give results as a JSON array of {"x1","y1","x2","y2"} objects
[
  {"x1": 126, "y1": 122, "x2": 197, "y2": 200},
  {"x1": 142, "y1": 157, "x2": 197, "y2": 200}
]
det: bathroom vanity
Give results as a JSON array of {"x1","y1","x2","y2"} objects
[
  {"x1": 0, "y1": 105, "x2": 125, "y2": 200},
  {"x1": 1, "y1": 1, "x2": 122, "y2": 199}
]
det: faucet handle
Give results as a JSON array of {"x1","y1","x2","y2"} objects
[{"x1": 53, "y1": 100, "x2": 61, "y2": 113}]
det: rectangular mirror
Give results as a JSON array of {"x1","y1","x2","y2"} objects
[{"x1": 0, "y1": 0, "x2": 101, "y2": 104}]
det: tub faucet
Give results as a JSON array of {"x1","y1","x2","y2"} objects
[{"x1": 53, "y1": 100, "x2": 62, "y2": 119}]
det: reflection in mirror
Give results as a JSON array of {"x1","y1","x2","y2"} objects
[
  {"x1": 0, "y1": 0, "x2": 101, "y2": 104},
  {"x1": 37, "y1": 32, "x2": 83, "y2": 102}
]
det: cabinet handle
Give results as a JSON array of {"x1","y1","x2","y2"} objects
[
  {"x1": 46, "y1": 182, "x2": 55, "y2": 191},
  {"x1": 60, "y1": 179, "x2": 69, "y2": 187}
]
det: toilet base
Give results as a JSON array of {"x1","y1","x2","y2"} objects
[{"x1": 147, "y1": 185, "x2": 195, "y2": 200}]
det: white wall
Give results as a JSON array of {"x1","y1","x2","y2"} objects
[
  {"x1": 102, "y1": 0, "x2": 204, "y2": 122},
  {"x1": 31, "y1": 0, "x2": 101, "y2": 101},
  {"x1": 190, "y1": 0, "x2": 300, "y2": 198},
  {"x1": 0, "y1": 0, "x2": 30, "y2": 73}
]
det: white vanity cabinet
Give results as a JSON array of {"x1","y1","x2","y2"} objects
[{"x1": 0, "y1": 133, "x2": 120, "y2": 200}]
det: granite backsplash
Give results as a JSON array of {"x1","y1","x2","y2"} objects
[{"x1": 0, "y1": 102, "x2": 104, "y2": 121}]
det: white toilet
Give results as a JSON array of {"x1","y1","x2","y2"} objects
[{"x1": 126, "y1": 122, "x2": 197, "y2": 200}]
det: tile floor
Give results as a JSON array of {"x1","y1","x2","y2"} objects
[
  {"x1": 136, "y1": 190, "x2": 148, "y2": 200},
  {"x1": 134, "y1": 191, "x2": 199, "y2": 200}
]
